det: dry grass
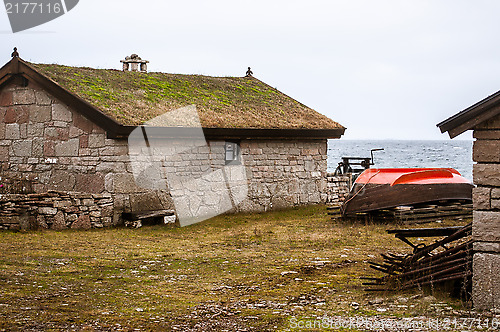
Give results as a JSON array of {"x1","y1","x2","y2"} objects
[
  {"x1": 31, "y1": 63, "x2": 344, "y2": 130},
  {"x1": 0, "y1": 206, "x2": 473, "y2": 331}
]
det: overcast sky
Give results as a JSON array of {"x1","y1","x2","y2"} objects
[{"x1": 3, "y1": 0, "x2": 500, "y2": 140}]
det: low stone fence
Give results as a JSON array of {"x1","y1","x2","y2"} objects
[
  {"x1": 325, "y1": 174, "x2": 351, "y2": 205},
  {"x1": 0, "y1": 191, "x2": 114, "y2": 230},
  {"x1": 0, "y1": 174, "x2": 351, "y2": 230}
]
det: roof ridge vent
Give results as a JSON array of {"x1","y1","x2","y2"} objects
[{"x1": 121, "y1": 54, "x2": 149, "y2": 73}]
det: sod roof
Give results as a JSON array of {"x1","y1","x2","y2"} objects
[{"x1": 31, "y1": 63, "x2": 343, "y2": 130}]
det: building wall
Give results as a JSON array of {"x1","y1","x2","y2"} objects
[
  {"x1": 0, "y1": 81, "x2": 174, "y2": 228},
  {"x1": 127, "y1": 138, "x2": 327, "y2": 224},
  {"x1": 0, "y1": 81, "x2": 329, "y2": 229},
  {"x1": 472, "y1": 112, "x2": 500, "y2": 310},
  {"x1": 239, "y1": 140, "x2": 327, "y2": 212}
]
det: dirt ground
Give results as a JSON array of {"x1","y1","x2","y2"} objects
[{"x1": 0, "y1": 205, "x2": 496, "y2": 331}]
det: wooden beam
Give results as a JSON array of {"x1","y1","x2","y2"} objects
[
  {"x1": 438, "y1": 91, "x2": 500, "y2": 137},
  {"x1": 448, "y1": 106, "x2": 500, "y2": 138}
]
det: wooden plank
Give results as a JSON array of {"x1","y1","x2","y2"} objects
[
  {"x1": 387, "y1": 226, "x2": 464, "y2": 238},
  {"x1": 396, "y1": 211, "x2": 471, "y2": 221},
  {"x1": 395, "y1": 208, "x2": 472, "y2": 217},
  {"x1": 395, "y1": 207, "x2": 472, "y2": 218},
  {"x1": 397, "y1": 257, "x2": 467, "y2": 279},
  {"x1": 401, "y1": 271, "x2": 470, "y2": 290},
  {"x1": 122, "y1": 209, "x2": 175, "y2": 221},
  {"x1": 416, "y1": 240, "x2": 472, "y2": 266},
  {"x1": 406, "y1": 223, "x2": 471, "y2": 264}
]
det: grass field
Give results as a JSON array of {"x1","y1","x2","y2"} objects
[{"x1": 0, "y1": 205, "x2": 475, "y2": 331}]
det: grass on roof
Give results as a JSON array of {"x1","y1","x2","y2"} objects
[{"x1": 32, "y1": 63, "x2": 344, "y2": 130}]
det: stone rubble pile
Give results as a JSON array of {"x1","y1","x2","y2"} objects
[{"x1": 0, "y1": 191, "x2": 114, "y2": 230}]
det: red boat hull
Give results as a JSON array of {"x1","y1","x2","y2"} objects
[{"x1": 342, "y1": 168, "x2": 473, "y2": 215}]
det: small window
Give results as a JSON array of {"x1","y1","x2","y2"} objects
[{"x1": 225, "y1": 141, "x2": 241, "y2": 165}]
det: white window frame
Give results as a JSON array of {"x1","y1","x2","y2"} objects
[{"x1": 225, "y1": 141, "x2": 241, "y2": 165}]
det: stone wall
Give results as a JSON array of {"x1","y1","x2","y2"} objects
[
  {"x1": 0, "y1": 81, "x2": 331, "y2": 228},
  {"x1": 127, "y1": 138, "x2": 239, "y2": 225},
  {"x1": 472, "y1": 113, "x2": 500, "y2": 310},
  {"x1": 325, "y1": 174, "x2": 351, "y2": 205},
  {"x1": 239, "y1": 140, "x2": 328, "y2": 212},
  {"x1": 0, "y1": 191, "x2": 113, "y2": 230},
  {"x1": 0, "y1": 81, "x2": 173, "y2": 227},
  {"x1": 126, "y1": 138, "x2": 327, "y2": 224}
]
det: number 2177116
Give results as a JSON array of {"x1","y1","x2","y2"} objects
[{"x1": 5, "y1": 2, "x2": 62, "y2": 14}]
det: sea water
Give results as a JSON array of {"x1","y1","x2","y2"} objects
[{"x1": 327, "y1": 140, "x2": 473, "y2": 182}]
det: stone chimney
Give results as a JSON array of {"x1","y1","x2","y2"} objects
[{"x1": 120, "y1": 54, "x2": 149, "y2": 73}]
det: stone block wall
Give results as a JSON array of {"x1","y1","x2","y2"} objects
[
  {"x1": 127, "y1": 138, "x2": 237, "y2": 224},
  {"x1": 0, "y1": 81, "x2": 174, "y2": 227},
  {"x1": 325, "y1": 174, "x2": 351, "y2": 205},
  {"x1": 238, "y1": 140, "x2": 328, "y2": 212},
  {"x1": 128, "y1": 138, "x2": 329, "y2": 216},
  {"x1": 472, "y1": 113, "x2": 500, "y2": 310}
]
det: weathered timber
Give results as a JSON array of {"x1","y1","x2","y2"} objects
[
  {"x1": 416, "y1": 241, "x2": 472, "y2": 266},
  {"x1": 337, "y1": 201, "x2": 472, "y2": 224},
  {"x1": 387, "y1": 226, "x2": 464, "y2": 238},
  {"x1": 396, "y1": 257, "x2": 468, "y2": 280},
  {"x1": 365, "y1": 223, "x2": 472, "y2": 298},
  {"x1": 401, "y1": 271, "x2": 472, "y2": 290},
  {"x1": 405, "y1": 223, "x2": 471, "y2": 264},
  {"x1": 122, "y1": 209, "x2": 175, "y2": 221}
]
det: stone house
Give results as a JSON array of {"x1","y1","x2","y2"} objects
[
  {"x1": 0, "y1": 52, "x2": 345, "y2": 229},
  {"x1": 438, "y1": 94, "x2": 500, "y2": 310}
]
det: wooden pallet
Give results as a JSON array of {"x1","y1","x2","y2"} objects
[{"x1": 327, "y1": 202, "x2": 472, "y2": 224}]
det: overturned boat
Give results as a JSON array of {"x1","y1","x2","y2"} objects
[{"x1": 341, "y1": 168, "x2": 473, "y2": 215}]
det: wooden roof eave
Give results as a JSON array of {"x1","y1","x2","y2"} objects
[
  {"x1": 0, "y1": 57, "x2": 18, "y2": 87},
  {"x1": 124, "y1": 126, "x2": 345, "y2": 140},
  {"x1": 437, "y1": 90, "x2": 500, "y2": 138},
  {"x1": 200, "y1": 127, "x2": 345, "y2": 140}
]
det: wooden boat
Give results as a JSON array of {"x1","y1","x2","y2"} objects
[{"x1": 341, "y1": 168, "x2": 473, "y2": 215}]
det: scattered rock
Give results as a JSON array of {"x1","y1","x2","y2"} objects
[
  {"x1": 71, "y1": 214, "x2": 91, "y2": 229},
  {"x1": 397, "y1": 296, "x2": 408, "y2": 303},
  {"x1": 288, "y1": 293, "x2": 325, "y2": 306},
  {"x1": 422, "y1": 296, "x2": 437, "y2": 303},
  {"x1": 212, "y1": 285, "x2": 233, "y2": 291},
  {"x1": 368, "y1": 297, "x2": 384, "y2": 305},
  {"x1": 125, "y1": 220, "x2": 142, "y2": 228}
]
